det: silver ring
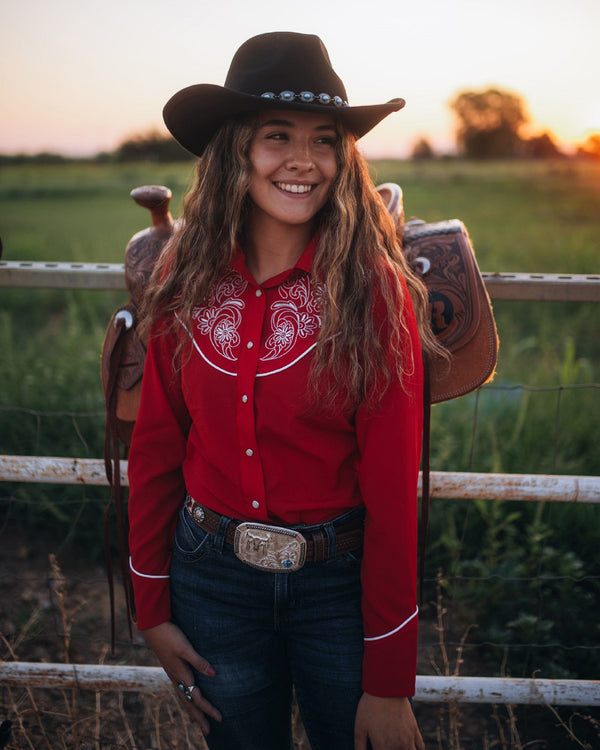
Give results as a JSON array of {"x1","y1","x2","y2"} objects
[{"x1": 176, "y1": 681, "x2": 196, "y2": 702}]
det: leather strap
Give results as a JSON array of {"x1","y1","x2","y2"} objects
[
  {"x1": 185, "y1": 497, "x2": 364, "y2": 563},
  {"x1": 103, "y1": 315, "x2": 135, "y2": 652}
]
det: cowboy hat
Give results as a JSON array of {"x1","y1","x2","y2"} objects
[{"x1": 163, "y1": 32, "x2": 405, "y2": 157}]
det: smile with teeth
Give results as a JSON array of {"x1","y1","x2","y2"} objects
[{"x1": 274, "y1": 182, "x2": 315, "y2": 194}]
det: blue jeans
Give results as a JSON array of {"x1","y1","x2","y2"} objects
[{"x1": 170, "y1": 505, "x2": 365, "y2": 750}]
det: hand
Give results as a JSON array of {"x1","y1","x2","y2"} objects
[
  {"x1": 354, "y1": 693, "x2": 425, "y2": 750},
  {"x1": 142, "y1": 621, "x2": 222, "y2": 735}
]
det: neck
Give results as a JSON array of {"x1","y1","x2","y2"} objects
[{"x1": 244, "y1": 214, "x2": 314, "y2": 285}]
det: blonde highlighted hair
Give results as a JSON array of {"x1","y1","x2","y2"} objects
[{"x1": 142, "y1": 115, "x2": 440, "y2": 409}]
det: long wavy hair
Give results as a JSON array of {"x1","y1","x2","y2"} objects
[{"x1": 142, "y1": 114, "x2": 441, "y2": 410}]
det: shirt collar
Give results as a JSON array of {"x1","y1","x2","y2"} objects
[{"x1": 231, "y1": 231, "x2": 319, "y2": 288}]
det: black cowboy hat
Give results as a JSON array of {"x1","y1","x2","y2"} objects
[{"x1": 163, "y1": 31, "x2": 406, "y2": 157}]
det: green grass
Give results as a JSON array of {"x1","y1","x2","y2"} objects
[
  {"x1": 1, "y1": 158, "x2": 599, "y2": 680},
  {"x1": 371, "y1": 158, "x2": 600, "y2": 272},
  {"x1": 2, "y1": 158, "x2": 599, "y2": 466},
  {"x1": 0, "y1": 162, "x2": 193, "y2": 263},
  {"x1": 1, "y1": 158, "x2": 599, "y2": 478}
]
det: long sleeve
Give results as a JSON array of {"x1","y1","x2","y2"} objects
[
  {"x1": 127, "y1": 319, "x2": 191, "y2": 630},
  {"x1": 356, "y1": 278, "x2": 423, "y2": 696}
]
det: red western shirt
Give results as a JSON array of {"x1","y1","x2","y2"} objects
[{"x1": 128, "y1": 234, "x2": 423, "y2": 697}]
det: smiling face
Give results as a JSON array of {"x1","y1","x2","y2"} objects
[{"x1": 246, "y1": 110, "x2": 338, "y2": 237}]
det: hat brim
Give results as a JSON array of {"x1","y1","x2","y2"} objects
[{"x1": 163, "y1": 84, "x2": 405, "y2": 157}]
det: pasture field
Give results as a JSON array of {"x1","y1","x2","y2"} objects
[
  {"x1": 2, "y1": 158, "x2": 598, "y2": 465},
  {"x1": 1, "y1": 159, "x2": 599, "y2": 748}
]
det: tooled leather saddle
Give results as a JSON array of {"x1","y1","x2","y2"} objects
[
  {"x1": 377, "y1": 182, "x2": 498, "y2": 599},
  {"x1": 101, "y1": 185, "x2": 173, "y2": 645}
]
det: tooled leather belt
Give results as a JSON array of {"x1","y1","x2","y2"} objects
[{"x1": 185, "y1": 495, "x2": 363, "y2": 571}]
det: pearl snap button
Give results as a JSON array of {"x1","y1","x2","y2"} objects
[
  {"x1": 252, "y1": 500, "x2": 260, "y2": 509},
  {"x1": 246, "y1": 449, "x2": 254, "y2": 457}
]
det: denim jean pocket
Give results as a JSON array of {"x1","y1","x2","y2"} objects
[{"x1": 172, "y1": 505, "x2": 213, "y2": 564}]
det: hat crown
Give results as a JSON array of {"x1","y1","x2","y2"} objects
[
  {"x1": 224, "y1": 32, "x2": 348, "y2": 102},
  {"x1": 163, "y1": 31, "x2": 405, "y2": 157}
]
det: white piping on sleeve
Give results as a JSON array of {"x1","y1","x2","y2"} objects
[
  {"x1": 363, "y1": 605, "x2": 419, "y2": 642},
  {"x1": 129, "y1": 557, "x2": 170, "y2": 579}
]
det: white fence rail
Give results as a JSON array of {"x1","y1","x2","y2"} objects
[
  {"x1": 2, "y1": 260, "x2": 600, "y2": 301},
  {"x1": 1, "y1": 662, "x2": 598, "y2": 706},
  {"x1": 1, "y1": 455, "x2": 599, "y2": 504}
]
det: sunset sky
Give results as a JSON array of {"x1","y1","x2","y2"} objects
[{"x1": 2, "y1": 0, "x2": 598, "y2": 158}]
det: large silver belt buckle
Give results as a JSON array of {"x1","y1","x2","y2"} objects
[{"x1": 234, "y1": 522, "x2": 307, "y2": 572}]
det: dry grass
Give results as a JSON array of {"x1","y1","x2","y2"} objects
[{"x1": 1, "y1": 553, "x2": 208, "y2": 750}]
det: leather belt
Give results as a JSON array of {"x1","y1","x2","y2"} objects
[{"x1": 185, "y1": 495, "x2": 363, "y2": 570}]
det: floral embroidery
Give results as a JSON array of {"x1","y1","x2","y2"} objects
[
  {"x1": 262, "y1": 277, "x2": 322, "y2": 361},
  {"x1": 192, "y1": 271, "x2": 247, "y2": 361},
  {"x1": 191, "y1": 271, "x2": 322, "y2": 365}
]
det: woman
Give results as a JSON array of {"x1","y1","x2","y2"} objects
[{"x1": 128, "y1": 31, "x2": 433, "y2": 750}]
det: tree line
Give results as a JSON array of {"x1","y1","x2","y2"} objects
[
  {"x1": 415, "y1": 87, "x2": 599, "y2": 161},
  {"x1": 2, "y1": 87, "x2": 599, "y2": 164}
]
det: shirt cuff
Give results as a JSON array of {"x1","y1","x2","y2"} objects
[
  {"x1": 129, "y1": 558, "x2": 172, "y2": 630},
  {"x1": 362, "y1": 607, "x2": 419, "y2": 697}
]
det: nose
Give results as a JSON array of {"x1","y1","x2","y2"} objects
[{"x1": 285, "y1": 140, "x2": 314, "y2": 171}]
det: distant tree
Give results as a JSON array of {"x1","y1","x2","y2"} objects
[
  {"x1": 115, "y1": 129, "x2": 192, "y2": 162},
  {"x1": 523, "y1": 132, "x2": 563, "y2": 159},
  {"x1": 449, "y1": 87, "x2": 529, "y2": 158},
  {"x1": 576, "y1": 133, "x2": 600, "y2": 160},
  {"x1": 411, "y1": 137, "x2": 435, "y2": 160},
  {"x1": 0, "y1": 152, "x2": 72, "y2": 166}
]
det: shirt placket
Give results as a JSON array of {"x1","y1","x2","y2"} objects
[{"x1": 236, "y1": 283, "x2": 268, "y2": 520}]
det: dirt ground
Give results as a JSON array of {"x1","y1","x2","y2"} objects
[{"x1": 1, "y1": 523, "x2": 598, "y2": 749}]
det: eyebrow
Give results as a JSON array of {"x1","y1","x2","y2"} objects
[{"x1": 259, "y1": 118, "x2": 336, "y2": 131}]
